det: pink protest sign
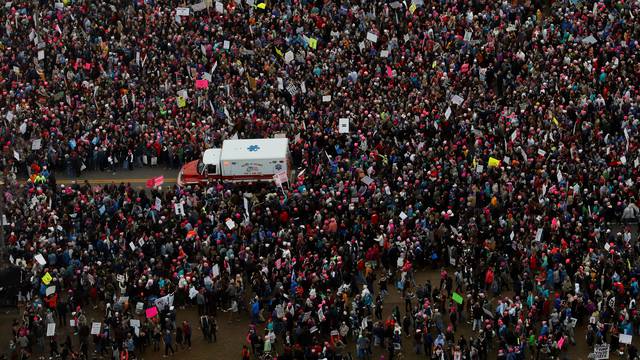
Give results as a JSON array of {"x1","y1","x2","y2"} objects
[
  {"x1": 145, "y1": 306, "x2": 158, "y2": 318},
  {"x1": 195, "y1": 79, "x2": 209, "y2": 89}
]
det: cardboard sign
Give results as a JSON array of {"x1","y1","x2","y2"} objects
[
  {"x1": 145, "y1": 306, "x2": 158, "y2": 319},
  {"x1": 91, "y1": 322, "x2": 101, "y2": 335}
]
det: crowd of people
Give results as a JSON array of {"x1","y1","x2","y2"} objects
[{"x1": 1, "y1": 0, "x2": 640, "y2": 359}]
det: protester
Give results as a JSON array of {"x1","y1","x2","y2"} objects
[{"x1": 1, "y1": 0, "x2": 640, "y2": 359}]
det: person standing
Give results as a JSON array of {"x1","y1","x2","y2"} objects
[
  {"x1": 182, "y1": 321, "x2": 192, "y2": 349},
  {"x1": 199, "y1": 314, "x2": 211, "y2": 343}
]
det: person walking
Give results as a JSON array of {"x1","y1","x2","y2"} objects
[{"x1": 163, "y1": 330, "x2": 175, "y2": 357}]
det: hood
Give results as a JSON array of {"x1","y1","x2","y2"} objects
[{"x1": 179, "y1": 160, "x2": 201, "y2": 185}]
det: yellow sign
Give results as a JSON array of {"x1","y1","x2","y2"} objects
[
  {"x1": 488, "y1": 157, "x2": 501, "y2": 168},
  {"x1": 256, "y1": 3, "x2": 266, "y2": 9},
  {"x1": 552, "y1": 116, "x2": 559, "y2": 126},
  {"x1": 275, "y1": 47, "x2": 283, "y2": 58},
  {"x1": 177, "y1": 96, "x2": 186, "y2": 108},
  {"x1": 409, "y1": 3, "x2": 416, "y2": 14},
  {"x1": 308, "y1": 38, "x2": 318, "y2": 49},
  {"x1": 42, "y1": 272, "x2": 53, "y2": 285}
]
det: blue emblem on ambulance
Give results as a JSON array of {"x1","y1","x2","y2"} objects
[{"x1": 247, "y1": 145, "x2": 260, "y2": 152}]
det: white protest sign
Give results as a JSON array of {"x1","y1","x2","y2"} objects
[
  {"x1": 47, "y1": 323, "x2": 56, "y2": 337},
  {"x1": 212, "y1": 264, "x2": 220, "y2": 278},
  {"x1": 130, "y1": 319, "x2": 141, "y2": 328},
  {"x1": 451, "y1": 95, "x2": 464, "y2": 105},
  {"x1": 339, "y1": 118, "x2": 349, "y2": 133},
  {"x1": 174, "y1": 202, "x2": 185, "y2": 216},
  {"x1": 380, "y1": 50, "x2": 389, "y2": 58},
  {"x1": 46, "y1": 286, "x2": 56, "y2": 296},
  {"x1": 129, "y1": 242, "x2": 136, "y2": 251},
  {"x1": 223, "y1": 40, "x2": 230, "y2": 50},
  {"x1": 38, "y1": 50, "x2": 44, "y2": 60},
  {"x1": 189, "y1": 287, "x2": 199, "y2": 299},
  {"x1": 535, "y1": 228, "x2": 543, "y2": 242},
  {"x1": 34, "y1": 254, "x2": 46, "y2": 265},
  {"x1": 176, "y1": 7, "x2": 190, "y2": 16},
  {"x1": 273, "y1": 171, "x2": 288, "y2": 186},
  {"x1": 366, "y1": 32, "x2": 378, "y2": 43},
  {"x1": 445, "y1": 107, "x2": 452, "y2": 120},
  {"x1": 69, "y1": 320, "x2": 76, "y2": 327},
  {"x1": 593, "y1": 344, "x2": 609, "y2": 360},
  {"x1": 284, "y1": 51, "x2": 294, "y2": 64},
  {"x1": 31, "y1": 139, "x2": 42, "y2": 150},
  {"x1": 464, "y1": 31, "x2": 472, "y2": 42},
  {"x1": 225, "y1": 218, "x2": 235, "y2": 230},
  {"x1": 399, "y1": 212, "x2": 408, "y2": 221},
  {"x1": 155, "y1": 197, "x2": 162, "y2": 210},
  {"x1": 91, "y1": 322, "x2": 101, "y2": 335},
  {"x1": 322, "y1": 95, "x2": 331, "y2": 102},
  {"x1": 620, "y1": 334, "x2": 632, "y2": 344},
  {"x1": 215, "y1": 1, "x2": 224, "y2": 13},
  {"x1": 361, "y1": 176, "x2": 374, "y2": 186},
  {"x1": 191, "y1": 2, "x2": 208, "y2": 12}
]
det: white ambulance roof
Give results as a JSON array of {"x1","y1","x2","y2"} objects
[
  {"x1": 220, "y1": 138, "x2": 289, "y2": 161},
  {"x1": 202, "y1": 149, "x2": 221, "y2": 165}
]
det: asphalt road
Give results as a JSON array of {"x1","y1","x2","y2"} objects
[{"x1": 37, "y1": 168, "x2": 179, "y2": 188}]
